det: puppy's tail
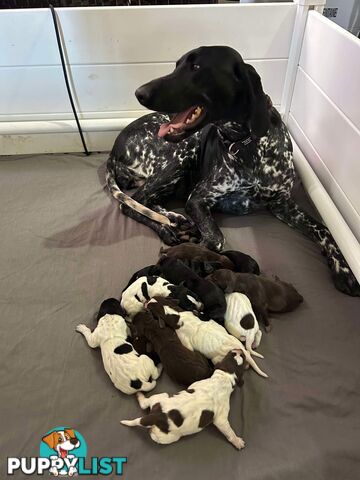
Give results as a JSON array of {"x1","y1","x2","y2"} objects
[
  {"x1": 245, "y1": 335, "x2": 264, "y2": 359},
  {"x1": 243, "y1": 350, "x2": 268, "y2": 378},
  {"x1": 121, "y1": 413, "x2": 163, "y2": 428},
  {"x1": 106, "y1": 168, "x2": 171, "y2": 226}
]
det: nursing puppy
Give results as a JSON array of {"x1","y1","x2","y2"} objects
[
  {"x1": 123, "y1": 264, "x2": 161, "y2": 292},
  {"x1": 160, "y1": 243, "x2": 234, "y2": 270},
  {"x1": 157, "y1": 256, "x2": 226, "y2": 323},
  {"x1": 121, "y1": 350, "x2": 246, "y2": 449},
  {"x1": 76, "y1": 298, "x2": 161, "y2": 395},
  {"x1": 121, "y1": 275, "x2": 202, "y2": 318},
  {"x1": 132, "y1": 307, "x2": 212, "y2": 386},
  {"x1": 146, "y1": 297, "x2": 267, "y2": 377},
  {"x1": 222, "y1": 250, "x2": 260, "y2": 275},
  {"x1": 208, "y1": 270, "x2": 303, "y2": 329},
  {"x1": 225, "y1": 292, "x2": 263, "y2": 358}
]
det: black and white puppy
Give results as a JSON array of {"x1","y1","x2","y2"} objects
[
  {"x1": 121, "y1": 350, "x2": 246, "y2": 449},
  {"x1": 157, "y1": 256, "x2": 226, "y2": 322},
  {"x1": 123, "y1": 265, "x2": 161, "y2": 292},
  {"x1": 121, "y1": 275, "x2": 202, "y2": 318},
  {"x1": 76, "y1": 298, "x2": 162, "y2": 395}
]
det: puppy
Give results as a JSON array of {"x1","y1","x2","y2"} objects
[
  {"x1": 224, "y1": 292, "x2": 263, "y2": 358},
  {"x1": 146, "y1": 297, "x2": 267, "y2": 377},
  {"x1": 121, "y1": 350, "x2": 246, "y2": 449},
  {"x1": 123, "y1": 264, "x2": 161, "y2": 292},
  {"x1": 207, "y1": 270, "x2": 303, "y2": 330},
  {"x1": 76, "y1": 298, "x2": 161, "y2": 395},
  {"x1": 157, "y1": 256, "x2": 226, "y2": 323},
  {"x1": 121, "y1": 275, "x2": 202, "y2": 318},
  {"x1": 131, "y1": 307, "x2": 212, "y2": 386},
  {"x1": 160, "y1": 243, "x2": 234, "y2": 270},
  {"x1": 222, "y1": 250, "x2": 260, "y2": 275}
]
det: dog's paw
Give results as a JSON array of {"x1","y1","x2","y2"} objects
[
  {"x1": 201, "y1": 236, "x2": 225, "y2": 252},
  {"x1": 76, "y1": 324, "x2": 88, "y2": 333},
  {"x1": 330, "y1": 263, "x2": 360, "y2": 297},
  {"x1": 232, "y1": 436, "x2": 246, "y2": 450}
]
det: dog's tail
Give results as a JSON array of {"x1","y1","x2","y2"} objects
[
  {"x1": 121, "y1": 413, "x2": 164, "y2": 428},
  {"x1": 243, "y1": 350, "x2": 268, "y2": 378},
  {"x1": 245, "y1": 334, "x2": 264, "y2": 359},
  {"x1": 106, "y1": 168, "x2": 171, "y2": 226}
]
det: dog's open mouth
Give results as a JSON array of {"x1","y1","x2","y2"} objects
[
  {"x1": 158, "y1": 106, "x2": 206, "y2": 139},
  {"x1": 59, "y1": 447, "x2": 67, "y2": 459}
]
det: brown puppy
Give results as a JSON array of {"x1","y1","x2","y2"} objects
[
  {"x1": 160, "y1": 244, "x2": 234, "y2": 270},
  {"x1": 131, "y1": 306, "x2": 213, "y2": 386},
  {"x1": 207, "y1": 269, "x2": 303, "y2": 330}
]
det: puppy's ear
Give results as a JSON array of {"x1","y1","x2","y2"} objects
[
  {"x1": 246, "y1": 64, "x2": 270, "y2": 137},
  {"x1": 42, "y1": 432, "x2": 57, "y2": 450},
  {"x1": 165, "y1": 314, "x2": 180, "y2": 329}
]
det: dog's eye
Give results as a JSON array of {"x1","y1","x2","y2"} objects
[
  {"x1": 191, "y1": 64, "x2": 200, "y2": 71},
  {"x1": 58, "y1": 437, "x2": 63, "y2": 443}
]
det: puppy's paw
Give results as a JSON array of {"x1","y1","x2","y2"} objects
[
  {"x1": 232, "y1": 436, "x2": 246, "y2": 450},
  {"x1": 76, "y1": 324, "x2": 88, "y2": 334}
]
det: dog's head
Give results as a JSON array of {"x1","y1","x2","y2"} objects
[
  {"x1": 215, "y1": 350, "x2": 246, "y2": 386},
  {"x1": 96, "y1": 298, "x2": 124, "y2": 322},
  {"x1": 135, "y1": 45, "x2": 270, "y2": 142},
  {"x1": 169, "y1": 284, "x2": 203, "y2": 312},
  {"x1": 42, "y1": 429, "x2": 80, "y2": 458}
]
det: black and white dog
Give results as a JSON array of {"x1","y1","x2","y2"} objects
[{"x1": 106, "y1": 46, "x2": 359, "y2": 296}]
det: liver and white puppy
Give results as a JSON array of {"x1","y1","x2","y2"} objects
[
  {"x1": 121, "y1": 275, "x2": 202, "y2": 318},
  {"x1": 121, "y1": 350, "x2": 246, "y2": 449},
  {"x1": 157, "y1": 256, "x2": 226, "y2": 323},
  {"x1": 208, "y1": 269, "x2": 303, "y2": 330},
  {"x1": 76, "y1": 298, "x2": 162, "y2": 395},
  {"x1": 225, "y1": 292, "x2": 263, "y2": 358},
  {"x1": 122, "y1": 264, "x2": 161, "y2": 292},
  {"x1": 42, "y1": 429, "x2": 80, "y2": 476},
  {"x1": 146, "y1": 297, "x2": 267, "y2": 378},
  {"x1": 132, "y1": 307, "x2": 212, "y2": 386}
]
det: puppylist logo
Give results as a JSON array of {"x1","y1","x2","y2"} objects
[{"x1": 7, "y1": 426, "x2": 127, "y2": 476}]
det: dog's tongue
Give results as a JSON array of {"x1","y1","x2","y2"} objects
[
  {"x1": 60, "y1": 448, "x2": 67, "y2": 459},
  {"x1": 158, "y1": 107, "x2": 195, "y2": 137}
]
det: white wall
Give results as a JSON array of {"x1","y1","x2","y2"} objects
[
  {"x1": 288, "y1": 11, "x2": 360, "y2": 242},
  {"x1": 0, "y1": 3, "x2": 296, "y2": 154}
]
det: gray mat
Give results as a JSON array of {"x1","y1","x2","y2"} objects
[{"x1": 0, "y1": 153, "x2": 359, "y2": 479}]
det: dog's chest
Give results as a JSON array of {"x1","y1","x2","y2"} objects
[{"x1": 97, "y1": 315, "x2": 128, "y2": 344}]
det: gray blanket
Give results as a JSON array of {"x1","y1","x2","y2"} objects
[{"x1": 0, "y1": 153, "x2": 359, "y2": 479}]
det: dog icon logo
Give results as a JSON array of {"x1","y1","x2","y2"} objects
[{"x1": 40, "y1": 427, "x2": 87, "y2": 477}]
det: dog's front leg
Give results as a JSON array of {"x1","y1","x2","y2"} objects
[
  {"x1": 185, "y1": 190, "x2": 225, "y2": 252},
  {"x1": 75, "y1": 324, "x2": 100, "y2": 348},
  {"x1": 269, "y1": 197, "x2": 360, "y2": 296}
]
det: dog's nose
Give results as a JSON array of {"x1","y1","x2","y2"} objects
[
  {"x1": 70, "y1": 438, "x2": 79, "y2": 446},
  {"x1": 135, "y1": 85, "x2": 151, "y2": 106}
]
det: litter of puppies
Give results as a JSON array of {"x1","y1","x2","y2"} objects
[{"x1": 76, "y1": 245, "x2": 303, "y2": 448}]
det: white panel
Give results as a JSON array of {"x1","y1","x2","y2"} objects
[
  {"x1": 0, "y1": 5, "x2": 295, "y2": 67},
  {"x1": 290, "y1": 67, "x2": 360, "y2": 218},
  {"x1": 0, "y1": 9, "x2": 59, "y2": 66},
  {"x1": 0, "y1": 131, "x2": 118, "y2": 155},
  {"x1": 289, "y1": 115, "x2": 360, "y2": 242},
  {"x1": 299, "y1": 11, "x2": 360, "y2": 128},
  {"x1": 0, "y1": 60, "x2": 286, "y2": 120}
]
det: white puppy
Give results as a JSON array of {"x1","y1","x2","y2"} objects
[
  {"x1": 76, "y1": 298, "x2": 162, "y2": 395},
  {"x1": 121, "y1": 275, "x2": 202, "y2": 318},
  {"x1": 225, "y1": 292, "x2": 263, "y2": 358},
  {"x1": 146, "y1": 298, "x2": 268, "y2": 378},
  {"x1": 121, "y1": 350, "x2": 247, "y2": 449}
]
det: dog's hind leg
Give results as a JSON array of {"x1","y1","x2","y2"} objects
[{"x1": 269, "y1": 197, "x2": 360, "y2": 296}]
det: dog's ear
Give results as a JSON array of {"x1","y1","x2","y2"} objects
[
  {"x1": 234, "y1": 62, "x2": 270, "y2": 138},
  {"x1": 42, "y1": 432, "x2": 58, "y2": 450},
  {"x1": 65, "y1": 429, "x2": 76, "y2": 439},
  {"x1": 165, "y1": 313, "x2": 180, "y2": 329}
]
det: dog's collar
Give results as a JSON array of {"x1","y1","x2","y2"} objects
[{"x1": 216, "y1": 122, "x2": 254, "y2": 152}]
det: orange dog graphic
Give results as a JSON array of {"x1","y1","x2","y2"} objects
[{"x1": 42, "y1": 429, "x2": 80, "y2": 476}]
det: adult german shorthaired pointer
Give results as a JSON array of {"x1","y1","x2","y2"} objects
[{"x1": 106, "y1": 46, "x2": 359, "y2": 296}]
